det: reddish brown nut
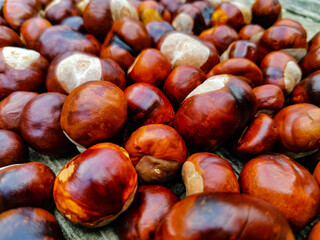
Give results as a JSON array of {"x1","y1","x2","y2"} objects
[
  {"x1": 44, "y1": 0, "x2": 80, "y2": 24},
  {"x1": 61, "y1": 81, "x2": 127, "y2": 149},
  {"x1": 253, "y1": 84, "x2": 285, "y2": 114},
  {"x1": 0, "y1": 130, "x2": 28, "y2": 168},
  {"x1": 239, "y1": 24, "x2": 265, "y2": 43},
  {"x1": 145, "y1": 20, "x2": 174, "y2": 47},
  {"x1": 0, "y1": 207, "x2": 64, "y2": 240},
  {"x1": 251, "y1": 0, "x2": 281, "y2": 29},
  {"x1": 125, "y1": 124, "x2": 187, "y2": 183},
  {"x1": 174, "y1": 75, "x2": 257, "y2": 150},
  {"x1": 0, "y1": 26, "x2": 23, "y2": 48},
  {"x1": 37, "y1": 25, "x2": 101, "y2": 61},
  {"x1": 308, "y1": 220, "x2": 320, "y2": 240},
  {"x1": 159, "y1": 0, "x2": 184, "y2": 15},
  {"x1": 0, "y1": 47, "x2": 49, "y2": 99},
  {"x1": 125, "y1": 83, "x2": 175, "y2": 126},
  {"x1": 300, "y1": 46, "x2": 320, "y2": 76},
  {"x1": 236, "y1": 114, "x2": 278, "y2": 157},
  {"x1": 192, "y1": 1, "x2": 214, "y2": 28},
  {"x1": 116, "y1": 185, "x2": 179, "y2": 240},
  {"x1": 20, "y1": 92, "x2": 74, "y2": 156},
  {"x1": 46, "y1": 51, "x2": 126, "y2": 94},
  {"x1": 137, "y1": 1, "x2": 171, "y2": 24},
  {"x1": 207, "y1": 58, "x2": 263, "y2": 87},
  {"x1": 274, "y1": 18, "x2": 307, "y2": 37},
  {"x1": 260, "y1": 51, "x2": 302, "y2": 95},
  {"x1": 274, "y1": 103, "x2": 320, "y2": 155},
  {"x1": 20, "y1": 17, "x2": 52, "y2": 50},
  {"x1": 0, "y1": 91, "x2": 38, "y2": 132},
  {"x1": 155, "y1": 192, "x2": 294, "y2": 240},
  {"x1": 54, "y1": 143, "x2": 138, "y2": 227},
  {"x1": 163, "y1": 65, "x2": 206, "y2": 105},
  {"x1": 211, "y1": 2, "x2": 252, "y2": 31},
  {"x1": 158, "y1": 31, "x2": 220, "y2": 73},
  {"x1": 0, "y1": 162, "x2": 55, "y2": 212},
  {"x1": 309, "y1": 32, "x2": 320, "y2": 51},
  {"x1": 220, "y1": 40, "x2": 260, "y2": 63},
  {"x1": 61, "y1": 16, "x2": 86, "y2": 33},
  {"x1": 239, "y1": 153, "x2": 320, "y2": 231},
  {"x1": 199, "y1": 25, "x2": 239, "y2": 54},
  {"x1": 83, "y1": 0, "x2": 138, "y2": 40},
  {"x1": 182, "y1": 153, "x2": 239, "y2": 196},
  {"x1": 314, "y1": 161, "x2": 320, "y2": 187}
]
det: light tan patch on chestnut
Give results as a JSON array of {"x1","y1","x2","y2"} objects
[
  {"x1": 172, "y1": 13, "x2": 194, "y2": 35},
  {"x1": 58, "y1": 162, "x2": 75, "y2": 183},
  {"x1": 3, "y1": 47, "x2": 40, "y2": 70},
  {"x1": 220, "y1": 46, "x2": 231, "y2": 62},
  {"x1": 281, "y1": 48, "x2": 307, "y2": 62},
  {"x1": 232, "y1": 2, "x2": 252, "y2": 25},
  {"x1": 182, "y1": 161, "x2": 204, "y2": 196},
  {"x1": 44, "y1": 0, "x2": 61, "y2": 13},
  {"x1": 250, "y1": 31, "x2": 264, "y2": 44},
  {"x1": 283, "y1": 61, "x2": 302, "y2": 95},
  {"x1": 77, "y1": 0, "x2": 90, "y2": 14},
  {"x1": 127, "y1": 54, "x2": 140, "y2": 74},
  {"x1": 110, "y1": 0, "x2": 138, "y2": 21}
]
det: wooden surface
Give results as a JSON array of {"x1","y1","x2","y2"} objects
[{"x1": 33, "y1": 1, "x2": 320, "y2": 239}]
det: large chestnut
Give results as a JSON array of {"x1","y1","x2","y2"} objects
[
  {"x1": 182, "y1": 152, "x2": 239, "y2": 196},
  {"x1": 239, "y1": 153, "x2": 320, "y2": 231},
  {"x1": 155, "y1": 192, "x2": 294, "y2": 240},
  {"x1": 300, "y1": 45, "x2": 320, "y2": 76},
  {"x1": 0, "y1": 162, "x2": 55, "y2": 212},
  {"x1": 54, "y1": 142, "x2": 138, "y2": 227},
  {"x1": 0, "y1": 26, "x2": 23, "y2": 48},
  {"x1": 125, "y1": 124, "x2": 187, "y2": 183},
  {"x1": 145, "y1": 20, "x2": 174, "y2": 47},
  {"x1": 116, "y1": 185, "x2": 179, "y2": 240},
  {"x1": 308, "y1": 220, "x2": 320, "y2": 240},
  {"x1": 251, "y1": 0, "x2": 282, "y2": 29}
]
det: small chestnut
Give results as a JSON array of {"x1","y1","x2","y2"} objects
[
  {"x1": 251, "y1": 0, "x2": 282, "y2": 29},
  {"x1": 239, "y1": 24, "x2": 265, "y2": 43}
]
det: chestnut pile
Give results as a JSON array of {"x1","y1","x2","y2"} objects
[{"x1": 1, "y1": 0, "x2": 320, "y2": 239}]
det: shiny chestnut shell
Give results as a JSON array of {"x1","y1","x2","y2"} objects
[
  {"x1": 239, "y1": 24, "x2": 265, "y2": 43},
  {"x1": 44, "y1": 0, "x2": 80, "y2": 24},
  {"x1": 251, "y1": 0, "x2": 282, "y2": 29},
  {"x1": 0, "y1": 26, "x2": 23, "y2": 48},
  {"x1": 308, "y1": 220, "x2": 320, "y2": 240},
  {"x1": 145, "y1": 20, "x2": 174, "y2": 47},
  {"x1": 300, "y1": 46, "x2": 320, "y2": 76}
]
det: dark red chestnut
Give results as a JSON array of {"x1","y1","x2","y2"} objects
[
  {"x1": 220, "y1": 40, "x2": 260, "y2": 63},
  {"x1": 44, "y1": 0, "x2": 80, "y2": 24},
  {"x1": 309, "y1": 31, "x2": 320, "y2": 51},
  {"x1": 251, "y1": 0, "x2": 282, "y2": 29},
  {"x1": 239, "y1": 24, "x2": 265, "y2": 43},
  {"x1": 300, "y1": 45, "x2": 320, "y2": 76},
  {"x1": 314, "y1": 161, "x2": 320, "y2": 187},
  {"x1": 0, "y1": 26, "x2": 23, "y2": 48},
  {"x1": 145, "y1": 20, "x2": 174, "y2": 47},
  {"x1": 308, "y1": 220, "x2": 320, "y2": 240}
]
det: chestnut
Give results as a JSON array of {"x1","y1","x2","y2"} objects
[
  {"x1": 260, "y1": 51, "x2": 302, "y2": 95},
  {"x1": 0, "y1": 46, "x2": 49, "y2": 99},
  {"x1": 239, "y1": 153, "x2": 320, "y2": 231},
  {"x1": 308, "y1": 220, "x2": 320, "y2": 240},
  {"x1": 155, "y1": 192, "x2": 294, "y2": 240},
  {"x1": 61, "y1": 16, "x2": 86, "y2": 33},
  {"x1": 192, "y1": 1, "x2": 213, "y2": 28},
  {"x1": 300, "y1": 45, "x2": 320, "y2": 76},
  {"x1": 157, "y1": 31, "x2": 220, "y2": 73},
  {"x1": 46, "y1": 51, "x2": 126, "y2": 94},
  {"x1": 125, "y1": 83, "x2": 175, "y2": 126},
  {"x1": 182, "y1": 152, "x2": 239, "y2": 196},
  {"x1": 145, "y1": 20, "x2": 174, "y2": 47},
  {"x1": 125, "y1": 124, "x2": 187, "y2": 183},
  {"x1": 44, "y1": 0, "x2": 80, "y2": 24},
  {"x1": 54, "y1": 142, "x2": 138, "y2": 227},
  {"x1": 0, "y1": 162, "x2": 55, "y2": 212},
  {"x1": 314, "y1": 161, "x2": 320, "y2": 187},
  {"x1": 239, "y1": 24, "x2": 265, "y2": 43},
  {"x1": 0, "y1": 207, "x2": 64, "y2": 240},
  {"x1": 0, "y1": 129, "x2": 28, "y2": 168},
  {"x1": 0, "y1": 91, "x2": 38, "y2": 132},
  {"x1": 159, "y1": 0, "x2": 184, "y2": 15},
  {"x1": 60, "y1": 81, "x2": 127, "y2": 149},
  {"x1": 309, "y1": 31, "x2": 320, "y2": 51},
  {"x1": 0, "y1": 26, "x2": 23, "y2": 48},
  {"x1": 251, "y1": 0, "x2": 282, "y2": 29},
  {"x1": 163, "y1": 65, "x2": 206, "y2": 105},
  {"x1": 137, "y1": 1, "x2": 171, "y2": 24},
  {"x1": 115, "y1": 185, "x2": 179, "y2": 240},
  {"x1": 128, "y1": 49, "x2": 171, "y2": 86}
]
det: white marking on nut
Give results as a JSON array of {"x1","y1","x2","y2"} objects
[
  {"x1": 232, "y1": 2, "x2": 252, "y2": 25},
  {"x1": 3, "y1": 47, "x2": 40, "y2": 70},
  {"x1": 284, "y1": 61, "x2": 302, "y2": 95},
  {"x1": 281, "y1": 48, "x2": 307, "y2": 62},
  {"x1": 172, "y1": 13, "x2": 194, "y2": 35},
  {"x1": 110, "y1": 0, "x2": 138, "y2": 21}
]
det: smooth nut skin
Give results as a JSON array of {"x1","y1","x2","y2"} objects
[
  {"x1": 0, "y1": 91, "x2": 38, "y2": 132},
  {"x1": 252, "y1": 0, "x2": 282, "y2": 29},
  {"x1": 137, "y1": 1, "x2": 171, "y2": 24},
  {"x1": 145, "y1": 20, "x2": 174, "y2": 47},
  {"x1": 0, "y1": 162, "x2": 55, "y2": 212},
  {"x1": 163, "y1": 65, "x2": 206, "y2": 104},
  {"x1": 274, "y1": 18, "x2": 307, "y2": 37},
  {"x1": 0, "y1": 46, "x2": 49, "y2": 99},
  {"x1": 61, "y1": 81, "x2": 127, "y2": 148},
  {"x1": 21, "y1": 92, "x2": 74, "y2": 156},
  {"x1": 236, "y1": 114, "x2": 278, "y2": 157},
  {"x1": 155, "y1": 192, "x2": 294, "y2": 240},
  {"x1": 174, "y1": 75, "x2": 257, "y2": 150},
  {"x1": 239, "y1": 153, "x2": 320, "y2": 231},
  {"x1": 0, "y1": 207, "x2": 64, "y2": 240},
  {"x1": 199, "y1": 25, "x2": 239, "y2": 54},
  {"x1": 300, "y1": 46, "x2": 320, "y2": 76},
  {"x1": 220, "y1": 40, "x2": 260, "y2": 63},
  {"x1": 192, "y1": 1, "x2": 214, "y2": 28},
  {"x1": 309, "y1": 32, "x2": 320, "y2": 51},
  {"x1": 0, "y1": 26, "x2": 23, "y2": 48},
  {"x1": 125, "y1": 83, "x2": 175, "y2": 126},
  {"x1": 125, "y1": 124, "x2": 187, "y2": 183},
  {"x1": 206, "y1": 58, "x2": 263, "y2": 87},
  {"x1": 182, "y1": 153, "x2": 239, "y2": 196},
  {"x1": 239, "y1": 24, "x2": 265, "y2": 43},
  {"x1": 253, "y1": 84, "x2": 284, "y2": 114},
  {"x1": 314, "y1": 161, "x2": 320, "y2": 187},
  {"x1": 54, "y1": 143, "x2": 138, "y2": 227},
  {"x1": 37, "y1": 25, "x2": 101, "y2": 61},
  {"x1": 61, "y1": 16, "x2": 86, "y2": 33},
  {"x1": 308, "y1": 220, "x2": 320, "y2": 240},
  {"x1": 116, "y1": 185, "x2": 179, "y2": 240},
  {"x1": 46, "y1": 51, "x2": 126, "y2": 94},
  {"x1": 0, "y1": 130, "x2": 28, "y2": 168},
  {"x1": 44, "y1": 0, "x2": 80, "y2": 24},
  {"x1": 274, "y1": 103, "x2": 320, "y2": 154}
]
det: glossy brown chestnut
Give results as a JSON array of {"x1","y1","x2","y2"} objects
[
  {"x1": 274, "y1": 18, "x2": 307, "y2": 37},
  {"x1": 182, "y1": 153, "x2": 239, "y2": 196},
  {"x1": 260, "y1": 51, "x2": 302, "y2": 95},
  {"x1": 61, "y1": 16, "x2": 86, "y2": 33},
  {"x1": 145, "y1": 20, "x2": 174, "y2": 47},
  {"x1": 125, "y1": 124, "x2": 187, "y2": 183},
  {"x1": 163, "y1": 65, "x2": 206, "y2": 104},
  {"x1": 220, "y1": 40, "x2": 260, "y2": 63},
  {"x1": 239, "y1": 24, "x2": 265, "y2": 43},
  {"x1": 239, "y1": 153, "x2": 320, "y2": 231},
  {"x1": 0, "y1": 130, "x2": 28, "y2": 168},
  {"x1": 0, "y1": 162, "x2": 55, "y2": 212},
  {"x1": 314, "y1": 161, "x2": 320, "y2": 187},
  {"x1": 0, "y1": 207, "x2": 64, "y2": 240},
  {"x1": 0, "y1": 46, "x2": 49, "y2": 99},
  {"x1": 44, "y1": 0, "x2": 80, "y2": 24},
  {"x1": 308, "y1": 220, "x2": 320, "y2": 240},
  {"x1": 199, "y1": 25, "x2": 239, "y2": 54},
  {"x1": 274, "y1": 103, "x2": 320, "y2": 154},
  {"x1": 37, "y1": 25, "x2": 101, "y2": 61},
  {"x1": 192, "y1": 1, "x2": 213, "y2": 28},
  {"x1": 309, "y1": 32, "x2": 320, "y2": 51},
  {"x1": 0, "y1": 26, "x2": 23, "y2": 48},
  {"x1": 300, "y1": 46, "x2": 320, "y2": 76},
  {"x1": 54, "y1": 143, "x2": 138, "y2": 227},
  {"x1": 174, "y1": 75, "x2": 257, "y2": 150},
  {"x1": 155, "y1": 192, "x2": 294, "y2": 240},
  {"x1": 251, "y1": 0, "x2": 282, "y2": 29},
  {"x1": 0, "y1": 91, "x2": 38, "y2": 132},
  {"x1": 137, "y1": 1, "x2": 171, "y2": 24},
  {"x1": 125, "y1": 83, "x2": 175, "y2": 126},
  {"x1": 46, "y1": 51, "x2": 126, "y2": 94},
  {"x1": 116, "y1": 185, "x2": 179, "y2": 240},
  {"x1": 61, "y1": 81, "x2": 127, "y2": 149}
]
